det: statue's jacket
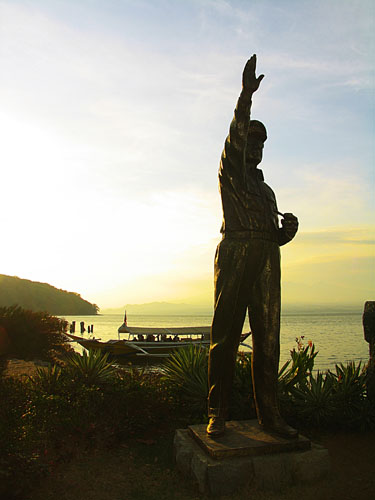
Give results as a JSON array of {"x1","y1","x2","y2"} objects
[{"x1": 219, "y1": 91, "x2": 291, "y2": 246}]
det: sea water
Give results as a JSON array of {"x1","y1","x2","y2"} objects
[{"x1": 61, "y1": 312, "x2": 369, "y2": 372}]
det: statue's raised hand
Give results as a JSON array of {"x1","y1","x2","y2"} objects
[{"x1": 242, "y1": 54, "x2": 264, "y2": 93}]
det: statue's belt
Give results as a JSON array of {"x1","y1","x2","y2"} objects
[{"x1": 222, "y1": 230, "x2": 277, "y2": 242}]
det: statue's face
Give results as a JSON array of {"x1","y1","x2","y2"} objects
[{"x1": 245, "y1": 138, "x2": 264, "y2": 168}]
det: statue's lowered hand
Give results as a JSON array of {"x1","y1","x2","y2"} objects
[{"x1": 242, "y1": 54, "x2": 264, "y2": 93}]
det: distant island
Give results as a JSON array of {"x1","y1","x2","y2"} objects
[
  {"x1": 0, "y1": 275, "x2": 99, "y2": 315},
  {"x1": 102, "y1": 301, "x2": 363, "y2": 316},
  {"x1": 102, "y1": 301, "x2": 213, "y2": 316}
]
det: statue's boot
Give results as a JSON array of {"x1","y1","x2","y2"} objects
[
  {"x1": 206, "y1": 416, "x2": 225, "y2": 437},
  {"x1": 261, "y1": 415, "x2": 298, "y2": 439}
]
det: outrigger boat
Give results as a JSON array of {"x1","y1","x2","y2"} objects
[{"x1": 65, "y1": 323, "x2": 251, "y2": 359}]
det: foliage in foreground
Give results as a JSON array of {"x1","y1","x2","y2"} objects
[
  {"x1": 0, "y1": 349, "x2": 171, "y2": 500},
  {"x1": 161, "y1": 344, "x2": 208, "y2": 418},
  {"x1": 278, "y1": 339, "x2": 375, "y2": 430},
  {"x1": 0, "y1": 305, "x2": 72, "y2": 362},
  {"x1": 1, "y1": 339, "x2": 374, "y2": 499},
  {"x1": 63, "y1": 349, "x2": 118, "y2": 385},
  {"x1": 162, "y1": 339, "x2": 375, "y2": 430}
]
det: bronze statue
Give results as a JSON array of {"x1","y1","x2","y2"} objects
[{"x1": 207, "y1": 55, "x2": 299, "y2": 438}]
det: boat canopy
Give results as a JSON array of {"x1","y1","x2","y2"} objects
[{"x1": 118, "y1": 325, "x2": 211, "y2": 335}]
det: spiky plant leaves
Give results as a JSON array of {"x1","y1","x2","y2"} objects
[
  {"x1": 332, "y1": 361, "x2": 367, "y2": 401},
  {"x1": 290, "y1": 342, "x2": 318, "y2": 377},
  {"x1": 290, "y1": 371, "x2": 336, "y2": 427},
  {"x1": 161, "y1": 345, "x2": 208, "y2": 413},
  {"x1": 330, "y1": 361, "x2": 369, "y2": 427},
  {"x1": 64, "y1": 349, "x2": 117, "y2": 386},
  {"x1": 231, "y1": 351, "x2": 256, "y2": 419},
  {"x1": 28, "y1": 364, "x2": 63, "y2": 393},
  {"x1": 278, "y1": 342, "x2": 318, "y2": 401},
  {"x1": 281, "y1": 358, "x2": 375, "y2": 430}
]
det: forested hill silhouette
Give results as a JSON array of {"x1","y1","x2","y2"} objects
[{"x1": 0, "y1": 275, "x2": 99, "y2": 315}]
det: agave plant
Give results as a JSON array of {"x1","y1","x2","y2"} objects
[
  {"x1": 330, "y1": 361, "x2": 368, "y2": 426},
  {"x1": 29, "y1": 364, "x2": 63, "y2": 393},
  {"x1": 64, "y1": 349, "x2": 117, "y2": 386},
  {"x1": 290, "y1": 371, "x2": 336, "y2": 427},
  {"x1": 331, "y1": 361, "x2": 367, "y2": 401},
  {"x1": 161, "y1": 345, "x2": 208, "y2": 410}
]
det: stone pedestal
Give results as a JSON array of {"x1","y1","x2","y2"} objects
[{"x1": 174, "y1": 419, "x2": 330, "y2": 496}]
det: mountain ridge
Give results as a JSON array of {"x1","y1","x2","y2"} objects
[
  {"x1": 102, "y1": 301, "x2": 363, "y2": 315},
  {"x1": 0, "y1": 274, "x2": 99, "y2": 315}
]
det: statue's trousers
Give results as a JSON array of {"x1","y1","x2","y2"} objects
[{"x1": 208, "y1": 237, "x2": 281, "y2": 423}]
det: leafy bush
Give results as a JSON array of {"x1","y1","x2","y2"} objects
[
  {"x1": 278, "y1": 337, "x2": 318, "y2": 414},
  {"x1": 162, "y1": 346, "x2": 255, "y2": 420},
  {"x1": 0, "y1": 358, "x2": 173, "y2": 499},
  {"x1": 279, "y1": 337, "x2": 317, "y2": 388},
  {"x1": 330, "y1": 362, "x2": 374, "y2": 430},
  {"x1": 230, "y1": 351, "x2": 256, "y2": 419},
  {"x1": 0, "y1": 355, "x2": 8, "y2": 377},
  {"x1": 0, "y1": 305, "x2": 72, "y2": 362},
  {"x1": 287, "y1": 371, "x2": 336, "y2": 427},
  {"x1": 280, "y1": 343, "x2": 375, "y2": 430},
  {"x1": 331, "y1": 361, "x2": 367, "y2": 408},
  {"x1": 1, "y1": 337, "x2": 374, "y2": 500},
  {"x1": 0, "y1": 376, "x2": 45, "y2": 500},
  {"x1": 162, "y1": 339, "x2": 375, "y2": 431}
]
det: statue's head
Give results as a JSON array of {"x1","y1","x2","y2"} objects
[{"x1": 246, "y1": 120, "x2": 267, "y2": 168}]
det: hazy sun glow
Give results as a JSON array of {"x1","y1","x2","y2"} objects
[{"x1": 0, "y1": 0, "x2": 374, "y2": 310}]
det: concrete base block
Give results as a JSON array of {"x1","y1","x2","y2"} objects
[{"x1": 174, "y1": 420, "x2": 330, "y2": 496}]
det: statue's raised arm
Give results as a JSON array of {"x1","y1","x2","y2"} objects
[{"x1": 223, "y1": 55, "x2": 265, "y2": 163}]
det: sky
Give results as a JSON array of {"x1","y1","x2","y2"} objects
[{"x1": 0, "y1": 0, "x2": 374, "y2": 311}]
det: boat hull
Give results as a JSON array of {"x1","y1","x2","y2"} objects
[
  {"x1": 65, "y1": 333, "x2": 210, "y2": 358},
  {"x1": 65, "y1": 330, "x2": 251, "y2": 359}
]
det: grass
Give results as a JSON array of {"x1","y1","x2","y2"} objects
[
  {"x1": 28, "y1": 432, "x2": 200, "y2": 500},
  {"x1": 28, "y1": 430, "x2": 375, "y2": 500}
]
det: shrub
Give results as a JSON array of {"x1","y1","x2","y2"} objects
[
  {"x1": 0, "y1": 376, "x2": 45, "y2": 500},
  {"x1": 0, "y1": 355, "x2": 8, "y2": 377},
  {"x1": 230, "y1": 351, "x2": 256, "y2": 419},
  {"x1": 278, "y1": 337, "x2": 318, "y2": 394},
  {"x1": 288, "y1": 371, "x2": 336, "y2": 428},
  {"x1": 330, "y1": 361, "x2": 372, "y2": 429},
  {"x1": 282, "y1": 358, "x2": 375, "y2": 431},
  {"x1": 278, "y1": 337, "x2": 318, "y2": 416},
  {"x1": 104, "y1": 368, "x2": 172, "y2": 436},
  {"x1": 162, "y1": 339, "x2": 375, "y2": 431},
  {"x1": 162, "y1": 346, "x2": 255, "y2": 420},
  {"x1": 0, "y1": 305, "x2": 72, "y2": 362}
]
